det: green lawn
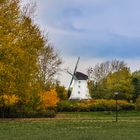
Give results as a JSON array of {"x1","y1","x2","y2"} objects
[{"x1": 0, "y1": 111, "x2": 140, "y2": 140}]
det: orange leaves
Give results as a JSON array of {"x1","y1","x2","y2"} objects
[{"x1": 39, "y1": 89, "x2": 59, "y2": 110}]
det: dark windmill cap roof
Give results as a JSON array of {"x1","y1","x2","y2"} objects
[{"x1": 75, "y1": 72, "x2": 88, "y2": 80}]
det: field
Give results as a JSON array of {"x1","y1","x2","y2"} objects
[{"x1": 0, "y1": 111, "x2": 140, "y2": 140}]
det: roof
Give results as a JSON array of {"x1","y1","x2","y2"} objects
[{"x1": 75, "y1": 72, "x2": 88, "y2": 80}]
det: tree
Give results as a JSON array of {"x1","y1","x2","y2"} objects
[
  {"x1": 38, "y1": 44, "x2": 62, "y2": 90},
  {"x1": 16, "y1": 15, "x2": 45, "y2": 104},
  {"x1": 132, "y1": 70, "x2": 140, "y2": 102},
  {"x1": 0, "y1": 0, "x2": 62, "y2": 113},
  {"x1": 87, "y1": 60, "x2": 127, "y2": 83},
  {"x1": 0, "y1": 0, "x2": 23, "y2": 96},
  {"x1": 55, "y1": 81, "x2": 67, "y2": 100},
  {"x1": 105, "y1": 68, "x2": 134, "y2": 100},
  {"x1": 87, "y1": 80, "x2": 94, "y2": 98},
  {"x1": 87, "y1": 60, "x2": 128, "y2": 99}
]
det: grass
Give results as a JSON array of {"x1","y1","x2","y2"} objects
[
  {"x1": 56, "y1": 110, "x2": 140, "y2": 121},
  {"x1": 0, "y1": 111, "x2": 140, "y2": 140}
]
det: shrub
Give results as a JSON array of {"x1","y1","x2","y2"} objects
[
  {"x1": 57, "y1": 101, "x2": 77, "y2": 112},
  {"x1": 118, "y1": 100, "x2": 135, "y2": 110},
  {"x1": 136, "y1": 96, "x2": 140, "y2": 110},
  {"x1": 39, "y1": 89, "x2": 59, "y2": 110},
  {"x1": 0, "y1": 94, "x2": 19, "y2": 107},
  {"x1": 0, "y1": 108, "x2": 56, "y2": 118},
  {"x1": 57, "y1": 99, "x2": 135, "y2": 112},
  {"x1": 91, "y1": 99, "x2": 116, "y2": 111},
  {"x1": 77, "y1": 103, "x2": 90, "y2": 112}
]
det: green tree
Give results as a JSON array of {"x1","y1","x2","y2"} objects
[
  {"x1": 132, "y1": 70, "x2": 140, "y2": 102},
  {"x1": 91, "y1": 79, "x2": 108, "y2": 99},
  {"x1": 87, "y1": 60, "x2": 128, "y2": 99},
  {"x1": 55, "y1": 81, "x2": 67, "y2": 100},
  {"x1": 105, "y1": 68, "x2": 134, "y2": 100},
  {"x1": 87, "y1": 80, "x2": 94, "y2": 98}
]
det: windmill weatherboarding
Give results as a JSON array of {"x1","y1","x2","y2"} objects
[{"x1": 67, "y1": 57, "x2": 91, "y2": 100}]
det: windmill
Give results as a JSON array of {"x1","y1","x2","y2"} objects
[{"x1": 67, "y1": 57, "x2": 91, "y2": 100}]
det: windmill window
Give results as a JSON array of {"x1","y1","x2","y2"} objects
[
  {"x1": 78, "y1": 85, "x2": 81, "y2": 88},
  {"x1": 78, "y1": 91, "x2": 80, "y2": 94},
  {"x1": 78, "y1": 81, "x2": 81, "y2": 84}
]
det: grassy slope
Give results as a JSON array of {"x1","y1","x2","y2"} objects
[{"x1": 0, "y1": 111, "x2": 140, "y2": 140}]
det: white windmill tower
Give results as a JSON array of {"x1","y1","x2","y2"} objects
[{"x1": 67, "y1": 57, "x2": 91, "y2": 100}]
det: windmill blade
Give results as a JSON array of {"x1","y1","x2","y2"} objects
[
  {"x1": 67, "y1": 70, "x2": 73, "y2": 76},
  {"x1": 64, "y1": 68, "x2": 73, "y2": 76},
  {"x1": 67, "y1": 71, "x2": 75, "y2": 98},
  {"x1": 73, "y1": 56, "x2": 80, "y2": 76},
  {"x1": 68, "y1": 57, "x2": 80, "y2": 89}
]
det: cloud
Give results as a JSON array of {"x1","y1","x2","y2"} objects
[
  {"x1": 28, "y1": 0, "x2": 140, "y2": 58},
  {"x1": 47, "y1": 30, "x2": 140, "y2": 59},
  {"x1": 22, "y1": 0, "x2": 140, "y2": 86}
]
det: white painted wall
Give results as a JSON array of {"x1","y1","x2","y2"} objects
[{"x1": 69, "y1": 80, "x2": 91, "y2": 100}]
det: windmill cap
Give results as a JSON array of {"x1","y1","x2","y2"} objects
[{"x1": 75, "y1": 72, "x2": 88, "y2": 80}]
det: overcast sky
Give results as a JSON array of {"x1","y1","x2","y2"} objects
[{"x1": 23, "y1": 0, "x2": 140, "y2": 87}]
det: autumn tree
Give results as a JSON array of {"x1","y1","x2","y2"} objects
[
  {"x1": 0, "y1": 0, "x2": 62, "y2": 114},
  {"x1": 0, "y1": 0, "x2": 22, "y2": 96},
  {"x1": 16, "y1": 15, "x2": 45, "y2": 105}
]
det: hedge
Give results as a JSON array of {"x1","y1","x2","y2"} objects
[
  {"x1": 0, "y1": 107, "x2": 56, "y2": 118},
  {"x1": 57, "y1": 99, "x2": 135, "y2": 112}
]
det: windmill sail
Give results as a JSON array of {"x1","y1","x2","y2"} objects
[{"x1": 68, "y1": 57, "x2": 80, "y2": 97}]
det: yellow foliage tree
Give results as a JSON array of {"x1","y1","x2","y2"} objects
[{"x1": 39, "y1": 89, "x2": 59, "y2": 110}]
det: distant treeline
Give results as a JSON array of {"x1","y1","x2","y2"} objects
[{"x1": 87, "y1": 60, "x2": 140, "y2": 102}]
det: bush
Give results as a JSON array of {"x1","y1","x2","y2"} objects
[
  {"x1": 57, "y1": 101, "x2": 77, "y2": 112},
  {"x1": 38, "y1": 89, "x2": 59, "y2": 110},
  {"x1": 57, "y1": 99, "x2": 135, "y2": 112},
  {"x1": 136, "y1": 96, "x2": 140, "y2": 110},
  {"x1": 118, "y1": 100, "x2": 135, "y2": 110},
  {"x1": 35, "y1": 110, "x2": 56, "y2": 118},
  {"x1": 0, "y1": 109, "x2": 56, "y2": 118},
  {"x1": 89, "y1": 104, "x2": 106, "y2": 111},
  {"x1": 0, "y1": 94, "x2": 19, "y2": 107},
  {"x1": 0, "y1": 105, "x2": 56, "y2": 118},
  {"x1": 90, "y1": 99, "x2": 116, "y2": 111}
]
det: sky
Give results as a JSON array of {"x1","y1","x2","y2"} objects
[{"x1": 23, "y1": 0, "x2": 140, "y2": 87}]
